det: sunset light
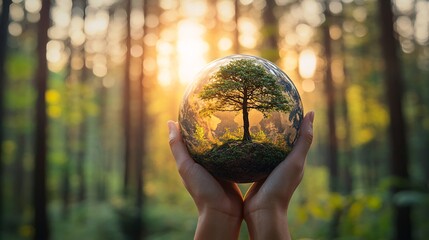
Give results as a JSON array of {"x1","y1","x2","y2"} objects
[
  {"x1": 176, "y1": 20, "x2": 208, "y2": 85},
  {"x1": 298, "y1": 49, "x2": 317, "y2": 79},
  {"x1": 2, "y1": 0, "x2": 428, "y2": 239}
]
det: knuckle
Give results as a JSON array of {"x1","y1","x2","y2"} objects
[
  {"x1": 303, "y1": 129, "x2": 313, "y2": 146},
  {"x1": 290, "y1": 160, "x2": 304, "y2": 173},
  {"x1": 178, "y1": 161, "x2": 193, "y2": 177},
  {"x1": 168, "y1": 136, "x2": 180, "y2": 147}
]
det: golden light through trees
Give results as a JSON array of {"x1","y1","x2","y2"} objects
[{"x1": 2, "y1": 0, "x2": 429, "y2": 239}]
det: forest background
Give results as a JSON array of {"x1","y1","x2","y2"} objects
[{"x1": 0, "y1": 0, "x2": 428, "y2": 239}]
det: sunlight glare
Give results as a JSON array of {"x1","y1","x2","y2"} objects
[
  {"x1": 302, "y1": 79, "x2": 315, "y2": 92},
  {"x1": 160, "y1": 0, "x2": 179, "y2": 10},
  {"x1": 181, "y1": 1, "x2": 207, "y2": 18},
  {"x1": 51, "y1": 4, "x2": 71, "y2": 29},
  {"x1": 157, "y1": 40, "x2": 174, "y2": 86},
  {"x1": 47, "y1": 40, "x2": 68, "y2": 72},
  {"x1": 10, "y1": 3, "x2": 24, "y2": 22},
  {"x1": 296, "y1": 23, "x2": 314, "y2": 46},
  {"x1": 329, "y1": 1, "x2": 342, "y2": 15},
  {"x1": 177, "y1": 20, "x2": 208, "y2": 85},
  {"x1": 394, "y1": 0, "x2": 414, "y2": 13},
  {"x1": 131, "y1": 45, "x2": 143, "y2": 58},
  {"x1": 218, "y1": 37, "x2": 232, "y2": 51},
  {"x1": 8, "y1": 22, "x2": 22, "y2": 36},
  {"x1": 25, "y1": 0, "x2": 41, "y2": 13},
  {"x1": 415, "y1": 2, "x2": 429, "y2": 44},
  {"x1": 85, "y1": 10, "x2": 109, "y2": 37},
  {"x1": 240, "y1": 0, "x2": 253, "y2": 5},
  {"x1": 217, "y1": 0, "x2": 235, "y2": 22},
  {"x1": 280, "y1": 51, "x2": 298, "y2": 72},
  {"x1": 238, "y1": 18, "x2": 258, "y2": 48},
  {"x1": 298, "y1": 49, "x2": 317, "y2": 79}
]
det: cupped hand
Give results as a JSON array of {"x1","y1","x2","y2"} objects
[
  {"x1": 168, "y1": 121, "x2": 243, "y2": 239},
  {"x1": 243, "y1": 111, "x2": 314, "y2": 240},
  {"x1": 168, "y1": 111, "x2": 314, "y2": 240}
]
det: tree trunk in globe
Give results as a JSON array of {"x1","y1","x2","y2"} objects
[
  {"x1": 378, "y1": 1, "x2": 412, "y2": 239},
  {"x1": 33, "y1": 0, "x2": 51, "y2": 239},
  {"x1": 242, "y1": 92, "x2": 251, "y2": 142}
]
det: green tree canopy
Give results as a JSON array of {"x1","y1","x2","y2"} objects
[{"x1": 199, "y1": 59, "x2": 290, "y2": 142}]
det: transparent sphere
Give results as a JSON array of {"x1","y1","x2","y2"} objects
[{"x1": 179, "y1": 55, "x2": 303, "y2": 183}]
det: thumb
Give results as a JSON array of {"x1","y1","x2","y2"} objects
[
  {"x1": 289, "y1": 111, "x2": 314, "y2": 159},
  {"x1": 167, "y1": 120, "x2": 194, "y2": 176}
]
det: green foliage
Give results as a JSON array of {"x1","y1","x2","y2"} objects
[
  {"x1": 5, "y1": 53, "x2": 36, "y2": 81},
  {"x1": 50, "y1": 203, "x2": 126, "y2": 240},
  {"x1": 193, "y1": 124, "x2": 211, "y2": 153},
  {"x1": 218, "y1": 127, "x2": 242, "y2": 143},
  {"x1": 199, "y1": 59, "x2": 290, "y2": 117}
]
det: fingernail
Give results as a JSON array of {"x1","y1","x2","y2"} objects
[
  {"x1": 167, "y1": 121, "x2": 177, "y2": 140},
  {"x1": 309, "y1": 111, "x2": 315, "y2": 124}
]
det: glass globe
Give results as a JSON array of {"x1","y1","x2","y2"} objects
[{"x1": 179, "y1": 55, "x2": 303, "y2": 183}]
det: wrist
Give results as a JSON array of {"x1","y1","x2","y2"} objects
[
  {"x1": 244, "y1": 208, "x2": 290, "y2": 240},
  {"x1": 195, "y1": 208, "x2": 242, "y2": 240}
]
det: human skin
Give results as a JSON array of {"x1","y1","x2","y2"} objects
[{"x1": 168, "y1": 111, "x2": 314, "y2": 240}]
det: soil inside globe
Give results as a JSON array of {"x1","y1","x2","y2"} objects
[{"x1": 192, "y1": 140, "x2": 290, "y2": 183}]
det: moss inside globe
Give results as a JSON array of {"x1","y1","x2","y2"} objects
[{"x1": 179, "y1": 55, "x2": 303, "y2": 183}]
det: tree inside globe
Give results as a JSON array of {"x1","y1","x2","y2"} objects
[{"x1": 179, "y1": 55, "x2": 303, "y2": 183}]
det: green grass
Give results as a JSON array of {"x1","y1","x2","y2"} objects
[{"x1": 193, "y1": 140, "x2": 290, "y2": 183}]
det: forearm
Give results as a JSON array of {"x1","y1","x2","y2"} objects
[
  {"x1": 195, "y1": 209, "x2": 242, "y2": 240},
  {"x1": 245, "y1": 209, "x2": 290, "y2": 240}
]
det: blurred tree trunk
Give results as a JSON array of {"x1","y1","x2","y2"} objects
[
  {"x1": 338, "y1": 11, "x2": 353, "y2": 194},
  {"x1": 62, "y1": 37, "x2": 73, "y2": 219},
  {"x1": 378, "y1": 1, "x2": 412, "y2": 240},
  {"x1": 133, "y1": 0, "x2": 148, "y2": 238},
  {"x1": 322, "y1": 2, "x2": 340, "y2": 238},
  {"x1": 33, "y1": 0, "x2": 51, "y2": 239},
  {"x1": 0, "y1": 0, "x2": 12, "y2": 227},
  {"x1": 77, "y1": 0, "x2": 88, "y2": 203},
  {"x1": 339, "y1": 62, "x2": 353, "y2": 193},
  {"x1": 123, "y1": 0, "x2": 132, "y2": 197},
  {"x1": 261, "y1": 0, "x2": 279, "y2": 62}
]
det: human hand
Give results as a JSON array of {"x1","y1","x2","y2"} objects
[
  {"x1": 168, "y1": 121, "x2": 243, "y2": 240},
  {"x1": 168, "y1": 111, "x2": 314, "y2": 240},
  {"x1": 243, "y1": 111, "x2": 314, "y2": 240}
]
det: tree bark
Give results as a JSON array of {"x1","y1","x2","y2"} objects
[
  {"x1": 33, "y1": 0, "x2": 51, "y2": 239},
  {"x1": 123, "y1": 0, "x2": 132, "y2": 197},
  {"x1": 0, "y1": 0, "x2": 12, "y2": 227},
  {"x1": 323, "y1": 1, "x2": 339, "y2": 194},
  {"x1": 378, "y1": 1, "x2": 412, "y2": 239},
  {"x1": 323, "y1": 2, "x2": 340, "y2": 238},
  {"x1": 76, "y1": 0, "x2": 88, "y2": 203},
  {"x1": 242, "y1": 90, "x2": 251, "y2": 142},
  {"x1": 133, "y1": 0, "x2": 149, "y2": 238}
]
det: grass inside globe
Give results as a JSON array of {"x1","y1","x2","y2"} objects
[{"x1": 179, "y1": 55, "x2": 303, "y2": 183}]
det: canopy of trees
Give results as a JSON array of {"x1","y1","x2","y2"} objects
[{"x1": 0, "y1": 0, "x2": 428, "y2": 240}]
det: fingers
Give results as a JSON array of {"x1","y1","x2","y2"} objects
[
  {"x1": 289, "y1": 111, "x2": 314, "y2": 160},
  {"x1": 280, "y1": 111, "x2": 314, "y2": 175},
  {"x1": 259, "y1": 111, "x2": 314, "y2": 197},
  {"x1": 167, "y1": 120, "x2": 194, "y2": 177}
]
